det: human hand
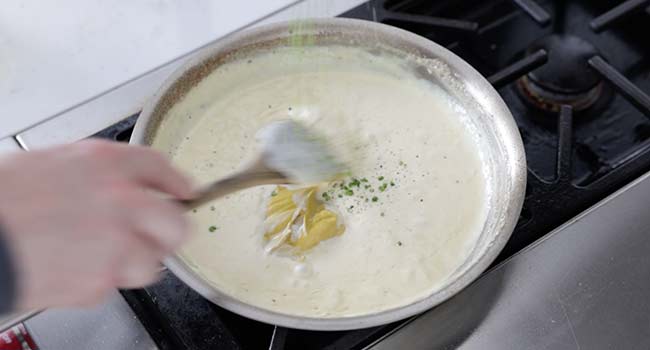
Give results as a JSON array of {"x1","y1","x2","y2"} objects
[{"x1": 0, "y1": 140, "x2": 194, "y2": 310}]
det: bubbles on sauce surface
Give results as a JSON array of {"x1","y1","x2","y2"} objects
[{"x1": 293, "y1": 262, "x2": 313, "y2": 278}]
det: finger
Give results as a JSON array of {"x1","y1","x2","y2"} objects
[
  {"x1": 127, "y1": 193, "x2": 190, "y2": 252},
  {"x1": 116, "y1": 259, "x2": 160, "y2": 288},
  {"x1": 120, "y1": 146, "x2": 194, "y2": 199},
  {"x1": 115, "y1": 237, "x2": 163, "y2": 289},
  {"x1": 73, "y1": 287, "x2": 113, "y2": 308}
]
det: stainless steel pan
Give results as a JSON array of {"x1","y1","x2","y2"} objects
[{"x1": 129, "y1": 18, "x2": 526, "y2": 330}]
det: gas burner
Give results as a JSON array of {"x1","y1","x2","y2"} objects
[{"x1": 517, "y1": 35, "x2": 603, "y2": 113}]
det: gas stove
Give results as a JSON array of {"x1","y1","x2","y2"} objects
[{"x1": 32, "y1": 0, "x2": 650, "y2": 349}]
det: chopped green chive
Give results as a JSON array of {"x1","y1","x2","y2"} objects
[
  {"x1": 324, "y1": 174, "x2": 397, "y2": 203},
  {"x1": 271, "y1": 190, "x2": 278, "y2": 197},
  {"x1": 208, "y1": 226, "x2": 218, "y2": 232}
]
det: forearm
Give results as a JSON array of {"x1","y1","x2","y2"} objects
[{"x1": 0, "y1": 227, "x2": 16, "y2": 313}]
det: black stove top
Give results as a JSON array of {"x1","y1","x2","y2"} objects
[{"x1": 94, "y1": 0, "x2": 650, "y2": 348}]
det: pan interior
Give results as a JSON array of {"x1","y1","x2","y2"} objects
[{"x1": 149, "y1": 42, "x2": 495, "y2": 318}]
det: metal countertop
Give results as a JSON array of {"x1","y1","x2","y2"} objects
[{"x1": 369, "y1": 171, "x2": 650, "y2": 350}]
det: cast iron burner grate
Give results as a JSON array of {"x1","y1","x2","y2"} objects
[{"x1": 93, "y1": 0, "x2": 650, "y2": 348}]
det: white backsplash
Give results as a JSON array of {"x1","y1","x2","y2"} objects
[{"x1": 0, "y1": 0, "x2": 365, "y2": 140}]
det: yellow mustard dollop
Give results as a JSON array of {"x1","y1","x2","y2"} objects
[{"x1": 264, "y1": 186, "x2": 344, "y2": 253}]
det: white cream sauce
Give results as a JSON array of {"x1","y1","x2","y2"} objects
[{"x1": 151, "y1": 45, "x2": 489, "y2": 318}]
